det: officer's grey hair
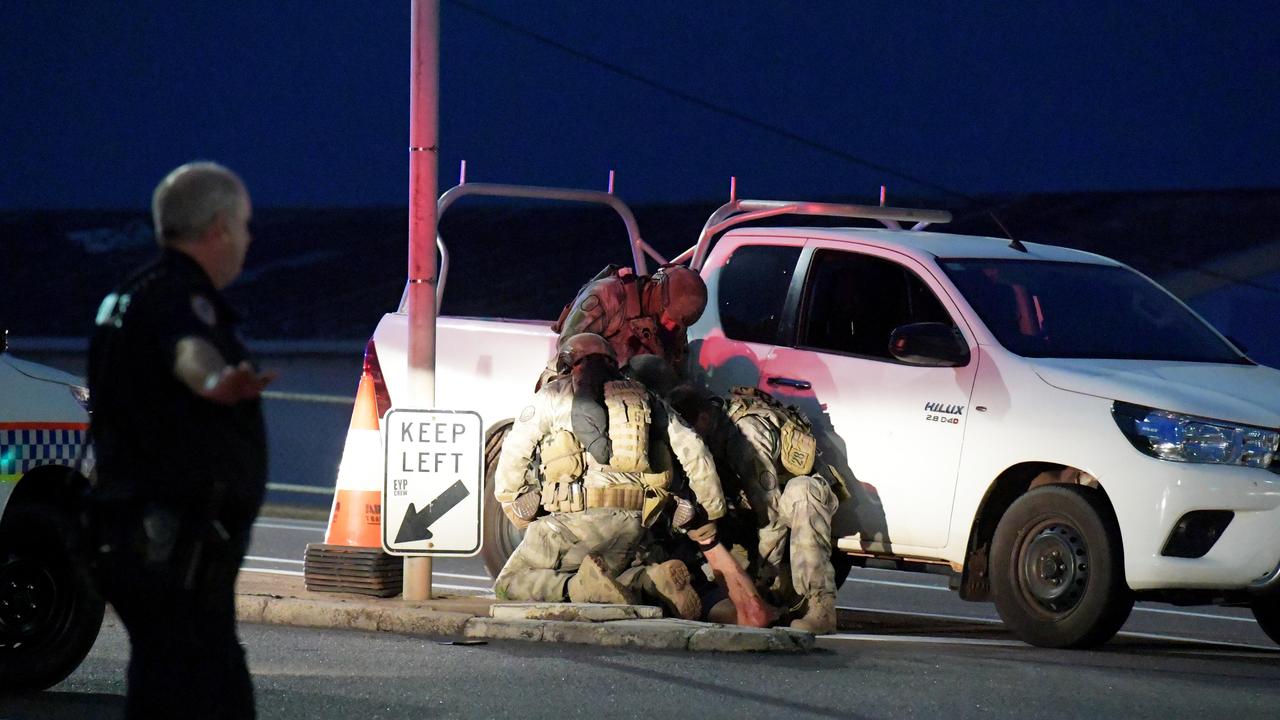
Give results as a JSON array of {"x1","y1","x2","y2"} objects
[{"x1": 151, "y1": 161, "x2": 247, "y2": 246}]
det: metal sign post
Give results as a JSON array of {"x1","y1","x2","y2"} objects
[{"x1": 405, "y1": 0, "x2": 440, "y2": 601}]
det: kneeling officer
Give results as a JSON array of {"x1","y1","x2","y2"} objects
[{"x1": 492, "y1": 333, "x2": 726, "y2": 618}]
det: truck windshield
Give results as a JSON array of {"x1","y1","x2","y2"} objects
[{"x1": 939, "y1": 259, "x2": 1248, "y2": 363}]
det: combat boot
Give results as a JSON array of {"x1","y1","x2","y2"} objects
[
  {"x1": 789, "y1": 593, "x2": 837, "y2": 634},
  {"x1": 568, "y1": 554, "x2": 635, "y2": 604},
  {"x1": 644, "y1": 560, "x2": 702, "y2": 620}
]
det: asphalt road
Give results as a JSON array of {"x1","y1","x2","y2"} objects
[
  {"x1": 7, "y1": 515, "x2": 1277, "y2": 719},
  {"x1": 246, "y1": 516, "x2": 1279, "y2": 650},
  {"x1": 16, "y1": 596, "x2": 1280, "y2": 720}
]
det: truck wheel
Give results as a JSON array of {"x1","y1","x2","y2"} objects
[
  {"x1": 990, "y1": 485, "x2": 1132, "y2": 649},
  {"x1": 1251, "y1": 597, "x2": 1280, "y2": 645},
  {"x1": 0, "y1": 503, "x2": 105, "y2": 693},
  {"x1": 479, "y1": 423, "x2": 525, "y2": 578}
]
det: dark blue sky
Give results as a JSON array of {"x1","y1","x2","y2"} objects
[{"x1": 3, "y1": 1, "x2": 1277, "y2": 210}]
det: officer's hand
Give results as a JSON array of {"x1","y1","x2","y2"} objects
[{"x1": 200, "y1": 361, "x2": 276, "y2": 405}]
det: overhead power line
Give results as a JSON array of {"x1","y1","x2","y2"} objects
[
  {"x1": 447, "y1": 1, "x2": 1280, "y2": 301},
  {"x1": 447, "y1": 0, "x2": 977, "y2": 202}
]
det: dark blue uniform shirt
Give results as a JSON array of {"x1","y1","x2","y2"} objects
[{"x1": 88, "y1": 248, "x2": 266, "y2": 535}]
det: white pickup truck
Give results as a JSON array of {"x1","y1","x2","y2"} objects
[
  {"x1": 358, "y1": 182, "x2": 1280, "y2": 649},
  {"x1": 0, "y1": 331, "x2": 104, "y2": 692}
]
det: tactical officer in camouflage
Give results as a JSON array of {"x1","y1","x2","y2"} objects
[
  {"x1": 551, "y1": 264, "x2": 708, "y2": 373},
  {"x1": 669, "y1": 385, "x2": 845, "y2": 634},
  {"x1": 492, "y1": 334, "x2": 725, "y2": 620}
]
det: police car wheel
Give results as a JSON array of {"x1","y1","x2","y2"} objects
[
  {"x1": 479, "y1": 423, "x2": 525, "y2": 578},
  {"x1": 1252, "y1": 597, "x2": 1280, "y2": 646},
  {"x1": 991, "y1": 485, "x2": 1133, "y2": 649},
  {"x1": 0, "y1": 502, "x2": 105, "y2": 693}
]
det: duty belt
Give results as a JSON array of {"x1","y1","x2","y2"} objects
[{"x1": 584, "y1": 485, "x2": 646, "y2": 512}]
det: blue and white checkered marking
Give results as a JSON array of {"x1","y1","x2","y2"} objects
[{"x1": 0, "y1": 428, "x2": 88, "y2": 477}]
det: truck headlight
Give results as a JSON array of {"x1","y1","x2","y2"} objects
[{"x1": 1112, "y1": 402, "x2": 1279, "y2": 468}]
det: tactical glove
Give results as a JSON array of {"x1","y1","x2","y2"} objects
[
  {"x1": 502, "y1": 490, "x2": 541, "y2": 530},
  {"x1": 671, "y1": 497, "x2": 698, "y2": 528},
  {"x1": 687, "y1": 521, "x2": 718, "y2": 547}
]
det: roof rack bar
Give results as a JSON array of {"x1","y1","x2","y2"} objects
[
  {"x1": 402, "y1": 182, "x2": 648, "y2": 311},
  {"x1": 637, "y1": 238, "x2": 668, "y2": 266},
  {"x1": 680, "y1": 199, "x2": 953, "y2": 270}
]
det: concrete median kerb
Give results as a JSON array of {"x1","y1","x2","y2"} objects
[{"x1": 235, "y1": 572, "x2": 812, "y2": 653}]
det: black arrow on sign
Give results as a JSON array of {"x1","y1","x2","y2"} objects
[{"x1": 395, "y1": 480, "x2": 471, "y2": 544}]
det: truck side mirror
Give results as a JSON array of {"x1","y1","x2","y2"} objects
[{"x1": 888, "y1": 322, "x2": 969, "y2": 367}]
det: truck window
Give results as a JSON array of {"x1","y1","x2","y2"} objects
[
  {"x1": 719, "y1": 245, "x2": 803, "y2": 345},
  {"x1": 940, "y1": 259, "x2": 1248, "y2": 363},
  {"x1": 799, "y1": 249, "x2": 953, "y2": 359}
]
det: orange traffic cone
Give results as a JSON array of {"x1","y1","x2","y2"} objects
[
  {"x1": 304, "y1": 370, "x2": 402, "y2": 597},
  {"x1": 323, "y1": 371, "x2": 384, "y2": 547}
]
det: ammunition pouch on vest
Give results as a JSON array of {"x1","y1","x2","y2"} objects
[
  {"x1": 539, "y1": 429, "x2": 585, "y2": 484},
  {"x1": 727, "y1": 386, "x2": 818, "y2": 477},
  {"x1": 541, "y1": 479, "x2": 586, "y2": 513},
  {"x1": 779, "y1": 417, "x2": 817, "y2": 477},
  {"x1": 584, "y1": 484, "x2": 644, "y2": 512},
  {"x1": 538, "y1": 430, "x2": 586, "y2": 513},
  {"x1": 603, "y1": 380, "x2": 651, "y2": 472}
]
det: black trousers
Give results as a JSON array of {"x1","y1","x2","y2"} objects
[{"x1": 98, "y1": 530, "x2": 255, "y2": 720}]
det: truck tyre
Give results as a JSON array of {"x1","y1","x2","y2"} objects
[
  {"x1": 990, "y1": 485, "x2": 1132, "y2": 649},
  {"x1": 1251, "y1": 597, "x2": 1280, "y2": 645},
  {"x1": 0, "y1": 502, "x2": 105, "y2": 693},
  {"x1": 479, "y1": 423, "x2": 525, "y2": 578}
]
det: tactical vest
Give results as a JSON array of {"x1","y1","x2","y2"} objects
[
  {"x1": 551, "y1": 265, "x2": 671, "y2": 364},
  {"x1": 725, "y1": 386, "x2": 818, "y2": 477},
  {"x1": 537, "y1": 380, "x2": 672, "y2": 523}
]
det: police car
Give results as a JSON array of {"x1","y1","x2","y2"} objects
[{"x1": 0, "y1": 330, "x2": 103, "y2": 692}]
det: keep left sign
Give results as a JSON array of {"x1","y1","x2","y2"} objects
[{"x1": 382, "y1": 409, "x2": 483, "y2": 556}]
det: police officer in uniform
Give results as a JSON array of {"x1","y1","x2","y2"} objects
[{"x1": 88, "y1": 161, "x2": 273, "y2": 719}]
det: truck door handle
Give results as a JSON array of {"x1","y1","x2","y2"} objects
[{"x1": 766, "y1": 376, "x2": 811, "y2": 390}]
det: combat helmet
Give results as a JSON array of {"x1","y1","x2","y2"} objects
[
  {"x1": 647, "y1": 265, "x2": 707, "y2": 328},
  {"x1": 557, "y1": 332, "x2": 616, "y2": 371}
]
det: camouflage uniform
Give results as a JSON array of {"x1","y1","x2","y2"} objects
[
  {"x1": 709, "y1": 401, "x2": 839, "y2": 605},
  {"x1": 493, "y1": 376, "x2": 725, "y2": 601},
  {"x1": 553, "y1": 269, "x2": 688, "y2": 371}
]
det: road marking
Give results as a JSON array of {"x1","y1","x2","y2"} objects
[
  {"x1": 844, "y1": 577, "x2": 948, "y2": 591},
  {"x1": 1113, "y1": 629, "x2": 1278, "y2": 652},
  {"x1": 822, "y1": 633, "x2": 1025, "y2": 648},
  {"x1": 1132, "y1": 606, "x2": 1256, "y2": 623},
  {"x1": 255, "y1": 521, "x2": 326, "y2": 532},
  {"x1": 843, "y1": 579, "x2": 1254, "y2": 624},
  {"x1": 838, "y1": 605, "x2": 1276, "y2": 651},
  {"x1": 241, "y1": 565, "x2": 490, "y2": 585},
  {"x1": 838, "y1": 605, "x2": 1001, "y2": 625},
  {"x1": 244, "y1": 557, "x2": 490, "y2": 583},
  {"x1": 239, "y1": 567, "x2": 493, "y2": 596},
  {"x1": 434, "y1": 572, "x2": 492, "y2": 582},
  {"x1": 243, "y1": 568, "x2": 303, "y2": 577},
  {"x1": 1158, "y1": 647, "x2": 1280, "y2": 659}
]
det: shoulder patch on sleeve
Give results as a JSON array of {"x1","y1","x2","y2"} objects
[
  {"x1": 518, "y1": 405, "x2": 536, "y2": 422},
  {"x1": 580, "y1": 294, "x2": 601, "y2": 312},
  {"x1": 190, "y1": 294, "x2": 217, "y2": 327}
]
